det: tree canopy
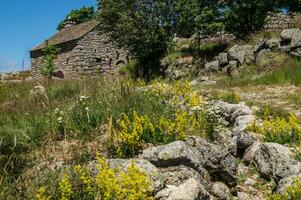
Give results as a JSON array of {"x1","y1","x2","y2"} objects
[
  {"x1": 57, "y1": 6, "x2": 95, "y2": 31},
  {"x1": 95, "y1": 0, "x2": 296, "y2": 77}
]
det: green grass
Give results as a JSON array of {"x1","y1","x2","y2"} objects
[
  {"x1": 0, "y1": 77, "x2": 174, "y2": 193},
  {"x1": 216, "y1": 54, "x2": 301, "y2": 87}
]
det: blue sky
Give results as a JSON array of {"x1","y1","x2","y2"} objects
[{"x1": 0, "y1": 0, "x2": 97, "y2": 73}]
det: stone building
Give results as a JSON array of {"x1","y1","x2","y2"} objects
[
  {"x1": 264, "y1": 12, "x2": 301, "y2": 30},
  {"x1": 30, "y1": 20, "x2": 128, "y2": 79}
]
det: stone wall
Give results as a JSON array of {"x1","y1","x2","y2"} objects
[
  {"x1": 264, "y1": 12, "x2": 301, "y2": 30},
  {"x1": 31, "y1": 25, "x2": 128, "y2": 79}
]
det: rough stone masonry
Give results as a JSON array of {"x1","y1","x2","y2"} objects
[{"x1": 30, "y1": 20, "x2": 128, "y2": 79}]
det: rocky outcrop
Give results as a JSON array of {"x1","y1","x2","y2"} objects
[{"x1": 165, "y1": 28, "x2": 301, "y2": 80}]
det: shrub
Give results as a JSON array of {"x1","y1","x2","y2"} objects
[
  {"x1": 109, "y1": 112, "x2": 154, "y2": 158},
  {"x1": 36, "y1": 156, "x2": 153, "y2": 200},
  {"x1": 221, "y1": 92, "x2": 241, "y2": 104},
  {"x1": 108, "y1": 108, "x2": 208, "y2": 158},
  {"x1": 248, "y1": 113, "x2": 301, "y2": 145},
  {"x1": 268, "y1": 179, "x2": 301, "y2": 200}
]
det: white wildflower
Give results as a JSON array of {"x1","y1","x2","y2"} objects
[
  {"x1": 57, "y1": 117, "x2": 63, "y2": 123},
  {"x1": 79, "y1": 95, "x2": 88, "y2": 102},
  {"x1": 54, "y1": 108, "x2": 60, "y2": 114},
  {"x1": 85, "y1": 107, "x2": 89, "y2": 112}
]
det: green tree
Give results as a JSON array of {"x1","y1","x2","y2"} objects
[
  {"x1": 98, "y1": 0, "x2": 177, "y2": 78},
  {"x1": 40, "y1": 40, "x2": 60, "y2": 80},
  {"x1": 57, "y1": 6, "x2": 95, "y2": 30},
  {"x1": 222, "y1": 0, "x2": 276, "y2": 37},
  {"x1": 175, "y1": 0, "x2": 224, "y2": 37}
]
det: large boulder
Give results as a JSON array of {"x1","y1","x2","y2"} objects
[
  {"x1": 228, "y1": 45, "x2": 255, "y2": 65},
  {"x1": 253, "y1": 143, "x2": 301, "y2": 180},
  {"x1": 155, "y1": 178, "x2": 210, "y2": 200},
  {"x1": 139, "y1": 141, "x2": 200, "y2": 171},
  {"x1": 159, "y1": 165, "x2": 211, "y2": 190},
  {"x1": 186, "y1": 136, "x2": 238, "y2": 186}
]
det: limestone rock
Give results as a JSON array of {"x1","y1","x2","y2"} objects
[
  {"x1": 212, "y1": 182, "x2": 231, "y2": 200},
  {"x1": 228, "y1": 45, "x2": 255, "y2": 65},
  {"x1": 155, "y1": 178, "x2": 210, "y2": 200},
  {"x1": 254, "y1": 143, "x2": 301, "y2": 180}
]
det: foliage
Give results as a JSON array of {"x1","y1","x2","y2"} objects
[
  {"x1": 36, "y1": 156, "x2": 153, "y2": 200},
  {"x1": 57, "y1": 6, "x2": 95, "y2": 30},
  {"x1": 39, "y1": 40, "x2": 60, "y2": 80},
  {"x1": 98, "y1": 0, "x2": 174, "y2": 78},
  {"x1": 268, "y1": 179, "x2": 301, "y2": 200},
  {"x1": 221, "y1": 92, "x2": 241, "y2": 104},
  {"x1": 174, "y1": 0, "x2": 224, "y2": 37},
  {"x1": 248, "y1": 113, "x2": 301, "y2": 145},
  {"x1": 222, "y1": 0, "x2": 276, "y2": 38}
]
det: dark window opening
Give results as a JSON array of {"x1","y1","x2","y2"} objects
[
  {"x1": 66, "y1": 58, "x2": 69, "y2": 64},
  {"x1": 96, "y1": 58, "x2": 102, "y2": 63},
  {"x1": 54, "y1": 70, "x2": 65, "y2": 79}
]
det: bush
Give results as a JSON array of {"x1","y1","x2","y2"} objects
[
  {"x1": 221, "y1": 92, "x2": 241, "y2": 104},
  {"x1": 36, "y1": 156, "x2": 153, "y2": 200},
  {"x1": 248, "y1": 113, "x2": 301, "y2": 145}
]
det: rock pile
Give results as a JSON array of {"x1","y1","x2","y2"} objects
[
  {"x1": 165, "y1": 28, "x2": 301, "y2": 80},
  {"x1": 86, "y1": 101, "x2": 300, "y2": 199}
]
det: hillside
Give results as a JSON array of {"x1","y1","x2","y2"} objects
[
  {"x1": 2, "y1": 28, "x2": 301, "y2": 198},
  {"x1": 2, "y1": 1, "x2": 301, "y2": 199}
]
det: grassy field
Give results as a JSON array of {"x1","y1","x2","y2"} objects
[{"x1": 0, "y1": 76, "x2": 216, "y2": 199}]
